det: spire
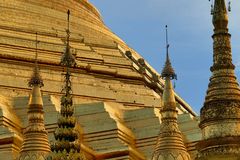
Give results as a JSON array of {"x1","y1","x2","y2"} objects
[
  {"x1": 60, "y1": 10, "x2": 76, "y2": 68},
  {"x1": 49, "y1": 10, "x2": 85, "y2": 160},
  {"x1": 161, "y1": 25, "x2": 177, "y2": 80},
  {"x1": 197, "y1": 0, "x2": 240, "y2": 159},
  {"x1": 152, "y1": 26, "x2": 190, "y2": 160},
  {"x1": 28, "y1": 33, "x2": 43, "y2": 88},
  {"x1": 18, "y1": 33, "x2": 50, "y2": 160}
]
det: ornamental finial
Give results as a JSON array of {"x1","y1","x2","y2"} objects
[
  {"x1": 28, "y1": 33, "x2": 44, "y2": 87},
  {"x1": 161, "y1": 25, "x2": 177, "y2": 80},
  {"x1": 49, "y1": 10, "x2": 85, "y2": 160},
  {"x1": 60, "y1": 9, "x2": 76, "y2": 67},
  {"x1": 211, "y1": 0, "x2": 229, "y2": 30}
]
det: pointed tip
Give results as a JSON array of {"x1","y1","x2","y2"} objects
[
  {"x1": 66, "y1": 9, "x2": 70, "y2": 35},
  {"x1": 60, "y1": 9, "x2": 76, "y2": 68},
  {"x1": 67, "y1": 10, "x2": 70, "y2": 21}
]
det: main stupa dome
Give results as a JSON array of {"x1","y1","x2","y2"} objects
[{"x1": 1, "y1": 0, "x2": 128, "y2": 49}]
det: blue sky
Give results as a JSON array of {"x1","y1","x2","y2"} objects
[{"x1": 89, "y1": 0, "x2": 240, "y2": 114}]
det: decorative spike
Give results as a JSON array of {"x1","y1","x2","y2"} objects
[
  {"x1": 161, "y1": 25, "x2": 177, "y2": 80},
  {"x1": 60, "y1": 10, "x2": 76, "y2": 68},
  {"x1": 48, "y1": 10, "x2": 85, "y2": 160},
  {"x1": 28, "y1": 33, "x2": 44, "y2": 87}
]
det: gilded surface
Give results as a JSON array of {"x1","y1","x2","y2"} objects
[
  {"x1": 198, "y1": 0, "x2": 240, "y2": 159},
  {"x1": 152, "y1": 52, "x2": 190, "y2": 160},
  {"x1": 17, "y1": 35, "x2": 50, "y2": 160},
  {"x1": 0, "y1": 0, "x2": 201, "y2": 159}
]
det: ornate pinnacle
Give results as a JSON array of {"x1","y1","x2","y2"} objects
[
  {"x1": 152, "y1": 26, "x2": 190, "y2": 160},
  {"x1": 161, "y1": 25, "x2": 177, "y2": 80},
  {"x1": 60, "y1": 10, "x2": 76, "y2": 68},
  {"x1": 212, "y1": 0, "x2": 229, "y2": 31},
  {"x1": 18, "y1": 32, "x2": 50, "y2": 160},
  {"x1": 49, "y1": 10, "x2": 85, "y2": 160},
  {"x1": 210, "y1": 0, "x2": 234, "y2": 71},
  {"x1": 28, "y1": 33, "x2": 44, "y2": 87},
  {"x1": 197, "y1": 0, "x2": 240, "y2": 159}
]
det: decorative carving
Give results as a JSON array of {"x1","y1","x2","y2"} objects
[
  {"x1": 200, "y1": 100, "x2": 240, "y2": 123},
  {"x1": 160, "y1": 121, "x2": 180, "y2": 133},
  {"x1": 18, "y1": 152, "x2": 49, "y2": 160},
  {"x1": 153, "y1": 151, "x2": 191, "y2": 160},
  {"x1": 197, "y1": 145, "x2": 240, "y2": 158}
]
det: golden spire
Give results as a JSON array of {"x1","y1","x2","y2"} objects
[
  {"x1": 152, "y1": 26, "x2": 190, "y2": 160},
  {"x1": 48, "y1": 10, "x2": 85, "y2": 160},
  {"x1": 18, "y1": 33, "x2": 50, "y2": 160},
  {"x1": 197, "y1": 0, "x2": 240, "y2": 159}
]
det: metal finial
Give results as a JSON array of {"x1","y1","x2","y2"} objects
[
  {"x1": 165, "y1": 25, "x2": 169, "y2": 48},
  {"x1": 28, "y1": 33, "x2": 44, "y2": 87},
  {"x1": 67, "y1": 10, "x2": 70, "y2": 33},
  {"x1": 60, "y1": 10, "x2": 76, "y2": 67},
  {"x1": 35, "y1": 33, "x2": 38, "y2": 61},
  {"x1": 67, "y1": 10, "x2": 70, "y2": 20},
  {"x1": 161, "y1": 25, "x2": 177, "y2": 80},
  {"x1": 165, "y1": 25, "x2": 170, "y2": 60}
]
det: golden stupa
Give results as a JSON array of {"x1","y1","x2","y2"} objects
[{"x1": 3, "y1": 0, "x2": 239, "y2": 159}]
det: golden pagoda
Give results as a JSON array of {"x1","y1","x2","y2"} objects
[
  {"x1": 0, "y1": 0, "x2": 201, "y2": 159},
  {"x1": 18, "y1": 34, "x2": 51, "y2": 160},
  {"x1": 152, "y1": 26, "x2": 191, "y2": 160},
  {"x1": 197, "y1": 0, "x2": 240, "y2": 159}
]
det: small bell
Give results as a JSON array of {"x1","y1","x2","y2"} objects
[
  {"x1": 228, "y1": 1, "x2": 231, "y2": 12},
  {"x1": 211, "y1": 4, "x2": 214, "y2": 15}
]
